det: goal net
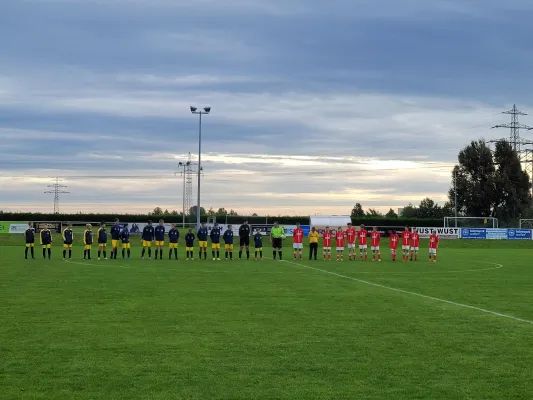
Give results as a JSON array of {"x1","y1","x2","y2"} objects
[
  {"x1": 444, "y1": 217, "x2": 498, "y2": 228},
  {"x1": 519, "y1": 219, "x2": 533, "y2": 228}
]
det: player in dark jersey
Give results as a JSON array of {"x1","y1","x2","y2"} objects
[
  {"x1": 168, "y1": 224, "x2": 180, "y2": 260},
  {"x1": 62, "y1": 223, "x2": 74, "y2": 260},
  {"x1": 24, "y1": 222, "x2": 35, "y2": 259},
  {"x1": 253, "y1": 230, "x2": 263, "y2": 260},
  {"x1": 154, "y1": 219, "x2": 166, "y2": 260},
  {"x1": 238, "y1": 221, "x2": 251, "y2": 260},
  {"x1": 197, "y1": 223, "x2": 208, "y2": 260},
  {"x1": 84, "y1": 224, "x2": 93, "y2": 260},
  {"x1": 223, "y1": 225, "x2": 234, "y2": 260},
  {"x1": 121, "y1": 225, "x2": 131, "y2": 260},
  {"x1": 110, "y1": 219, "x2": 121, "y2": 259},
  {"x1": 40, "y1": 227, "x2": 53, "y2": 259},
  {"x1": 185, "y1": 228, "x2": 195, "y2": 260},
  {"x1": 210, "y1": 223, "x2": 222, "y2": 260},
  {"x1": 141, "y1": 221, "x2": 155, "y2": 259},
  {"x1": 97, "y1": 222, "x2": 108, "y2": 260}
]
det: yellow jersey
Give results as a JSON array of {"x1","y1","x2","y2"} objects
[{"x1": 308, "y1": 231, "x2": 319, "y2": 243}]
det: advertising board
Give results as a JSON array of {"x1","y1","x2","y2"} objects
[
  {"x1": 0, "y1": 221, "x2": 18, "y2": 234},
  {"x1": 9, "y1": 224, "x2": 29, "y2": 234},
  {"x1": 506, "y1": 229, "x2": 532, "y2": 240},
  {"x1": 415, "y1": 227, "x2": 460, "y2": 238},
  {"x1": 485, "y1": 228, "x2": 508, "y2": 240},
  {"x1": 460, "y1": 228, "x2": 486, "y2": 239}
]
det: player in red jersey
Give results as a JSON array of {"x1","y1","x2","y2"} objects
[
  {"x1": 358, "y1": 224, "x2": 368, "y2": 261},
  {"x1": 410, "y1": 228, "x2": 420, "y2": 261},
  {"x1": 370, "y1": 227, "x2": 381, "y2": 262},
  {"x1": 428, "y1": 230, "x2": 439, "y2": 262},
  {"x1": 389, "y1": 230, "x2": 399, "y2": 261},
  {"x1": 293, "y1": 223, "x2": 304, "y2": 260},
  {"x1": 401, "y1": 226, "x2": 411, "y2": 262},
  {"x1": 322, "y1": 226, "x2": 333, "y2": 260},
  {"x1": 345, "y1": 223, "x2": 357, "y2": 261},
  {"x1": 335, "y1": 227, "x2": 345, "y2": 261}
]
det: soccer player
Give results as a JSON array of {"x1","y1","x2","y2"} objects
[
  {"x1": 239, "y1": 220, "x2": 251, "y2": 260},
  {"x1": 335, "y1": 227, "x2": 345, "y2": 261},
  {"x1": 168, "y1": 224, "x2": 179, "y2": 260},
  {"x1": 223, "y1": 225, "x2": 234, "y2": 260},
  {"x1": 389, "y1": 230, "x2": 399, "y2": 261},
  {"x1": 345, "y1": 223, "x2": 357, "y2": 261},
  {"x1": 24, "y1": 222, "x2": 35, "y2": 259},
  {"x1": 308, "y1": 227, "x2": 319, "y2": 260},
  {"x1": 370, "y1": 227, "x2": 381, "y2": 262},
  {"x1": 83, "y1": 224, "x2": 93, "y2": 260},
  {"x1": 62, "y1": 223, "x2": 74, "y2": 260},
  {"x1": 401, "y1": 226, "x2": 411, "y2": 262},
  {"x1": 293, "y1": 222, "x2": 304, "y2": 260},
  {"x1": 322, "y1": 226, "x2": 333, "y2": 260},
  {"x1": 110, "y1": 219, "x2": 121, "y2": 260},
  {"x1": 410, "y1": 228, "x2": 420, "y2": 261},
  {"x1": 254, "y1": 230, "x2": 263, "y2": 260},
  {"x1": 197, "y1": 222, "x2": 208, "y2": 260},
  {"x1": 154, "y1": 219, "x2": 166, "y2": 260},
  {"x1": 270, "y1": 221, "x2": 284, "y2": 260},
  {"x1": 429, "y1": 230, "x2": 439, "y2": 262},
  {"x1": 210, "y1": 223, "x2": 222, "y2": 260},
  {"x1": 97, "y1": 222, "x2": 108, "y2": 260},
  {"x1": 185, "y1": 228, "x2": 195, "y2": 260},
  {"x1": 121, "y1": 224, "x2": 131, "y2": 260},
  {"x1": 141, "y1": 221, "x2": 155, "y2": 259},
  {"x1": 358, "y1": 225, "x2": 368, "y2": 261},
  {"x1": 40, "y1": 225, "x2": 52, "y2": 259}
]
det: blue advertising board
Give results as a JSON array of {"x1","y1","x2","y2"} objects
[
  {"x1": 485, "y1": 228, "x2": 508, "y2": 240},
  {"x1": 506, "y1": 229, "x2": 533, "y2": 240},
  {"x1": 461, "y1": 228, "x2": 486, "y2": 239},
  {"x1": 285, "y1": 225, "x2": 311, "y2": 236}
]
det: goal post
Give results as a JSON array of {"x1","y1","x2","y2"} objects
[
  {"x1": 519, "y1": 219, "x2": 533, "y2": 229},
  {"x1": 443, "y1": 216, "x2": 498, "y2": 228}
]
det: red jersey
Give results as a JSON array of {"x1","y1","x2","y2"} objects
[
  {"x1": 370, "y1": 231, "x2": 381, "y2": 247},
  {"x1": 335, "y1": 232, "x2": 345, "y2": 247},
  {"x1": 293, "y1": 228, "x2": 304, "y2": 244},
  {"x1": 345, "y1": 227, "x2": 356, "y2": 244},
  {"x1": 323, "y1": 231, "x2": 333, "y2": 247},
  {"x1": 410, "y1": 232, "x2": 420, "y2": 247},
  {"x1": 358, "y1": 230, "x2": 368, "y2": 245},
  {"x1": 429, "y1": 234, "x2": 439, "y2": 249},
  {"x1": 401, "y1": 231, "x2": 410, "y2": 246},
  {"x1": 389, "y1": 234, "x2": 399, "y2": 249}
]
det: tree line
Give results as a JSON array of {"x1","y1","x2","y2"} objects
[{"x1": 351, "y1": 198, "x2": 453, "y2": 220}]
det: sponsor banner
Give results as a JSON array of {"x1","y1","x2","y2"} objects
[
  {"x1": 35, "y1": 222, "x2": 61, "y2": 233},
  {"x1": 0, "y1": 221, "x2": 19, "y2": 234},
  {"x1": 485, "y1": 228, "x2": 508, "y2": 240},
  {"x1": 126, "y1": 222, "x2": 176, "y2": 235},
  {"x1": 284, "y1": 225, "x2": 310, "y2": 236},
  {"x1": 506, "y1": 229, "x2": 532, "y2": 240},
  {"x1": 415, "y1": 227, "x2": 459, "y2": 239},
  {"x1": 461, "y1": 228, "x2": 486, "y2": 239},
  {"x1": 9, "y1": 224, "x2": 29, "y2": 234}
]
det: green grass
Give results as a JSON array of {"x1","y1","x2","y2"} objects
[{"x1": 2, "y1": 236, "x2": 533, "y2": 399}]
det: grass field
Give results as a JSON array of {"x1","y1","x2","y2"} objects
[{"x1": 2, "y1": 234, "x2": 533, "y2": 399}]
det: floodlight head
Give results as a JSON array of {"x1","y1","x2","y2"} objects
[
  {"x1": 203, "y1": 106, "x2": 211, "y2": 113},
  {"x1": 190, "y1": 106, "x2": 197, "y2": 113},
  {"x1": 178, "y1": 162, "x2": 183, "y2": 166}
]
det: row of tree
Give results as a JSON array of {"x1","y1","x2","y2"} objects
[
  {"x1": 150, "y1": 207, "x2": 246, "y2": 217},
  {"x1": 350, "y1": 198, "x2": 453, "y2": 220}
]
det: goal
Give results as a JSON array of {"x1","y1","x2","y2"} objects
[
  {"x1": 519, "y1": 219, "x2": 533, "y2": 228},
  {"x1": 444, "y1": 217, "x2": 498, "y2": 228}
]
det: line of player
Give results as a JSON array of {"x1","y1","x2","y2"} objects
[{"x1": 292, "y1": 223, "x2": 440, "y2": 263}]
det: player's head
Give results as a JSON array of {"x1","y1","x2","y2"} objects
[
  {"x1": 86, "y1": 224, "x2": 92, "y2": 230},
  {"x1": 325, "y1": 225, "x2": 330, "y2": 231},
  {"x1": 114, "y1": 218, "x2": 119, "y2": 225},
  {"x1": 214, "y1": 223, "x2": 218, "y2": 228},
  {"x1": 188, "y1": 228, "x2": 193, "y2": 233},
  {"x1": 431, "y1": 230, "x2": 436, "y2": 234},
  {"x1": 338, "y1": 226, "x2": 342, "y2": 231},
  {"x1": 373, "y1": 226, "x2": 377, "y2": 231},
  {"x1": 311, "y1": 227, "x2": 316, "y2": 232},
  {"x1": 172, "y1": 223, "x2": 176, "y2": 229},
  {"x1": 148, "y1": 220, "x2": 152, "y2": 226},
  {"x1": 100, "y1": 222, "x2": 105, "y2": 228},
  {"x1": 228, "y1": 224, "x2": 232, "y2": 230},
  {"x1": 201, "y1": 222, "x2": 206, "y2": 227},
  {"x1": 159, "y1": 219, "x2": 164, "y2": 226},
  {"x1": 404, "y1": 226, "x2": 409, "y2": 231},
  {"x1": 244, "y1": 220, "x2": 248, "y2": 225},
  {"x1": 68, "y1": 222, "x2": 72, "y2": 228},
  {"x1": 28, "y1": 221, "x2": 33, "y2": 227},
  {"x1": 360, "y1": 224, "x2": 365, "y2": 230},
  {"x1": 296, "y1": 222, "x2": 300, "y2": 227},
  {"x1": 274, "y1": 221, "x2": 279, "y2": 227}
]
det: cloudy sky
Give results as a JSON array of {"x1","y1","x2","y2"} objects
[{"x1": 1, "y1": 0, "x2": 533, "y2": 216}]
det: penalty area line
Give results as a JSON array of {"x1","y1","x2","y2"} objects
[{"x1": 277, "y1": 258, "x2": 533, "y2": 326}]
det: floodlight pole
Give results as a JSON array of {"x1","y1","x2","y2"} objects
[
  {"x1": 454, "y1": 168, "x2": 457, "y2": 228},
  {"x1": 190, "y1": 106, "x2": 211, "y2": 229}
]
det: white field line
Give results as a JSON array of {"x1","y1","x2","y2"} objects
[
  {"x1": 336, "y1": 262, "x2": 504, "y2": 275},
  {"x1": 277, "y1": 258, "x2": 533, "y2": 326},
  {"x1": 63, "y1": 258, "x2": 235, "y2": 272}
]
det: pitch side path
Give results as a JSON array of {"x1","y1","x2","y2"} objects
[{"x1": 1, "y1": 238, "x2": 533, "y2": 399}]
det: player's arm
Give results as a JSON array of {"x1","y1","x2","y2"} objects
[
  {"x1": 83, "y1": 231, "x2": 87, "y2": 245},
  {"x1": 40, "y1": 231, "x2": 43, "y2": 245}
]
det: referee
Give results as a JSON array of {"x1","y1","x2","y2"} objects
[
  {"x1": 270, "y1": 221, "x2": 285, "y2": 260},
  {"x1": 238, "y1": 220, "x2": 251, "y2": 260}
]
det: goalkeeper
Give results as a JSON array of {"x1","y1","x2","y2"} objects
[{"x1": 270, "y1": 221, "x2": 285, "y2": 260}]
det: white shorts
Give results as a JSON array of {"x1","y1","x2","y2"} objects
[
  {"x1": 293, "y1": 243, "x2": 303, "y2": 249},
  {"x1": 336, "y1": 247, "x2": 344, "y2": 251},
  {"x1": 390, "y1": 248, "x2": 397, "y2": 252},
  {"x1": 402, "y1": 245, "x2": 410, "y2": 250},
  {"x1": 411, "y1": 247, "x2": 419, "y2": 251},
  {"x1": 371, "y1": 246, "x2": 380, "y2": 251},
  {"x1": 347, "y1": 243, "x2": 355, "y2": 249},
  {"x1": 323, "y1": 247, "x2": 331, "y2": 251},
  {"x1": 429, "y1": 248, "x2": 437, "y2": 254},
  {"x1": 359, "y1": 245, "x2": 367, "y2": 250}
]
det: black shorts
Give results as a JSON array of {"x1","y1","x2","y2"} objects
[
  {"x1": 272, "y1": 238, "x2": 282, "y2": 249},
  {"x1": 240, "y1": 236, "x2": 250, "y2": 247}
]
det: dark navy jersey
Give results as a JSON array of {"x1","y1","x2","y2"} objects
[
  {"x1": 210, "y1": 227, "x2": 222, "y2": 243},
  {"x1": 120, "y1": 228, "x2": 130, "y2": 243},
  {"x1": 142, "y1": 226, "x2": 155, "y2": 241},
  {"x1": 185, "y1": 233, "x2": 195, "y2": 247},
  {"x1": 25, "y1": 228, "x2": 35, "y2": 243},
  {"x1": 111, "y1": 225, "x2": 121, "y2": 240},
  {"x1": 155, "y1": 225, "x2": 166, "y2": 241},
  {"x1": 97, "y1": 228, "x2": 107, "y2": 243},
  {"x1": 169, "y1": 228, "x2": 179, "y2": 243},
  {"x1": 239, "y1": 224, "x2": 251, "y2": 238},
  {"x1": 40, "y1": 229, "x2": 52, "y2": 245},
  {"x1": 254, "y1": 233, "x2": 263, "y2": 248},
  {"x1": 223, "y1": 230, "x2": 234, "y2": 245},
  {"x1": 63, "y1": 228, "x2": 73, "y2": 244},
  {"x1": 84, "y1": 230, "x2": 93, "y2": 245},
  {"x1": 197, "y1": 227, "x2": 208, "y2": 241}
]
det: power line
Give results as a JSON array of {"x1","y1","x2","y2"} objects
[
  {"x1": 175, "y1": 153, "x2": 202, "y2": 227},
  {"x1": 44, "y1": 177, "x2": 70, "y2": 214}
]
